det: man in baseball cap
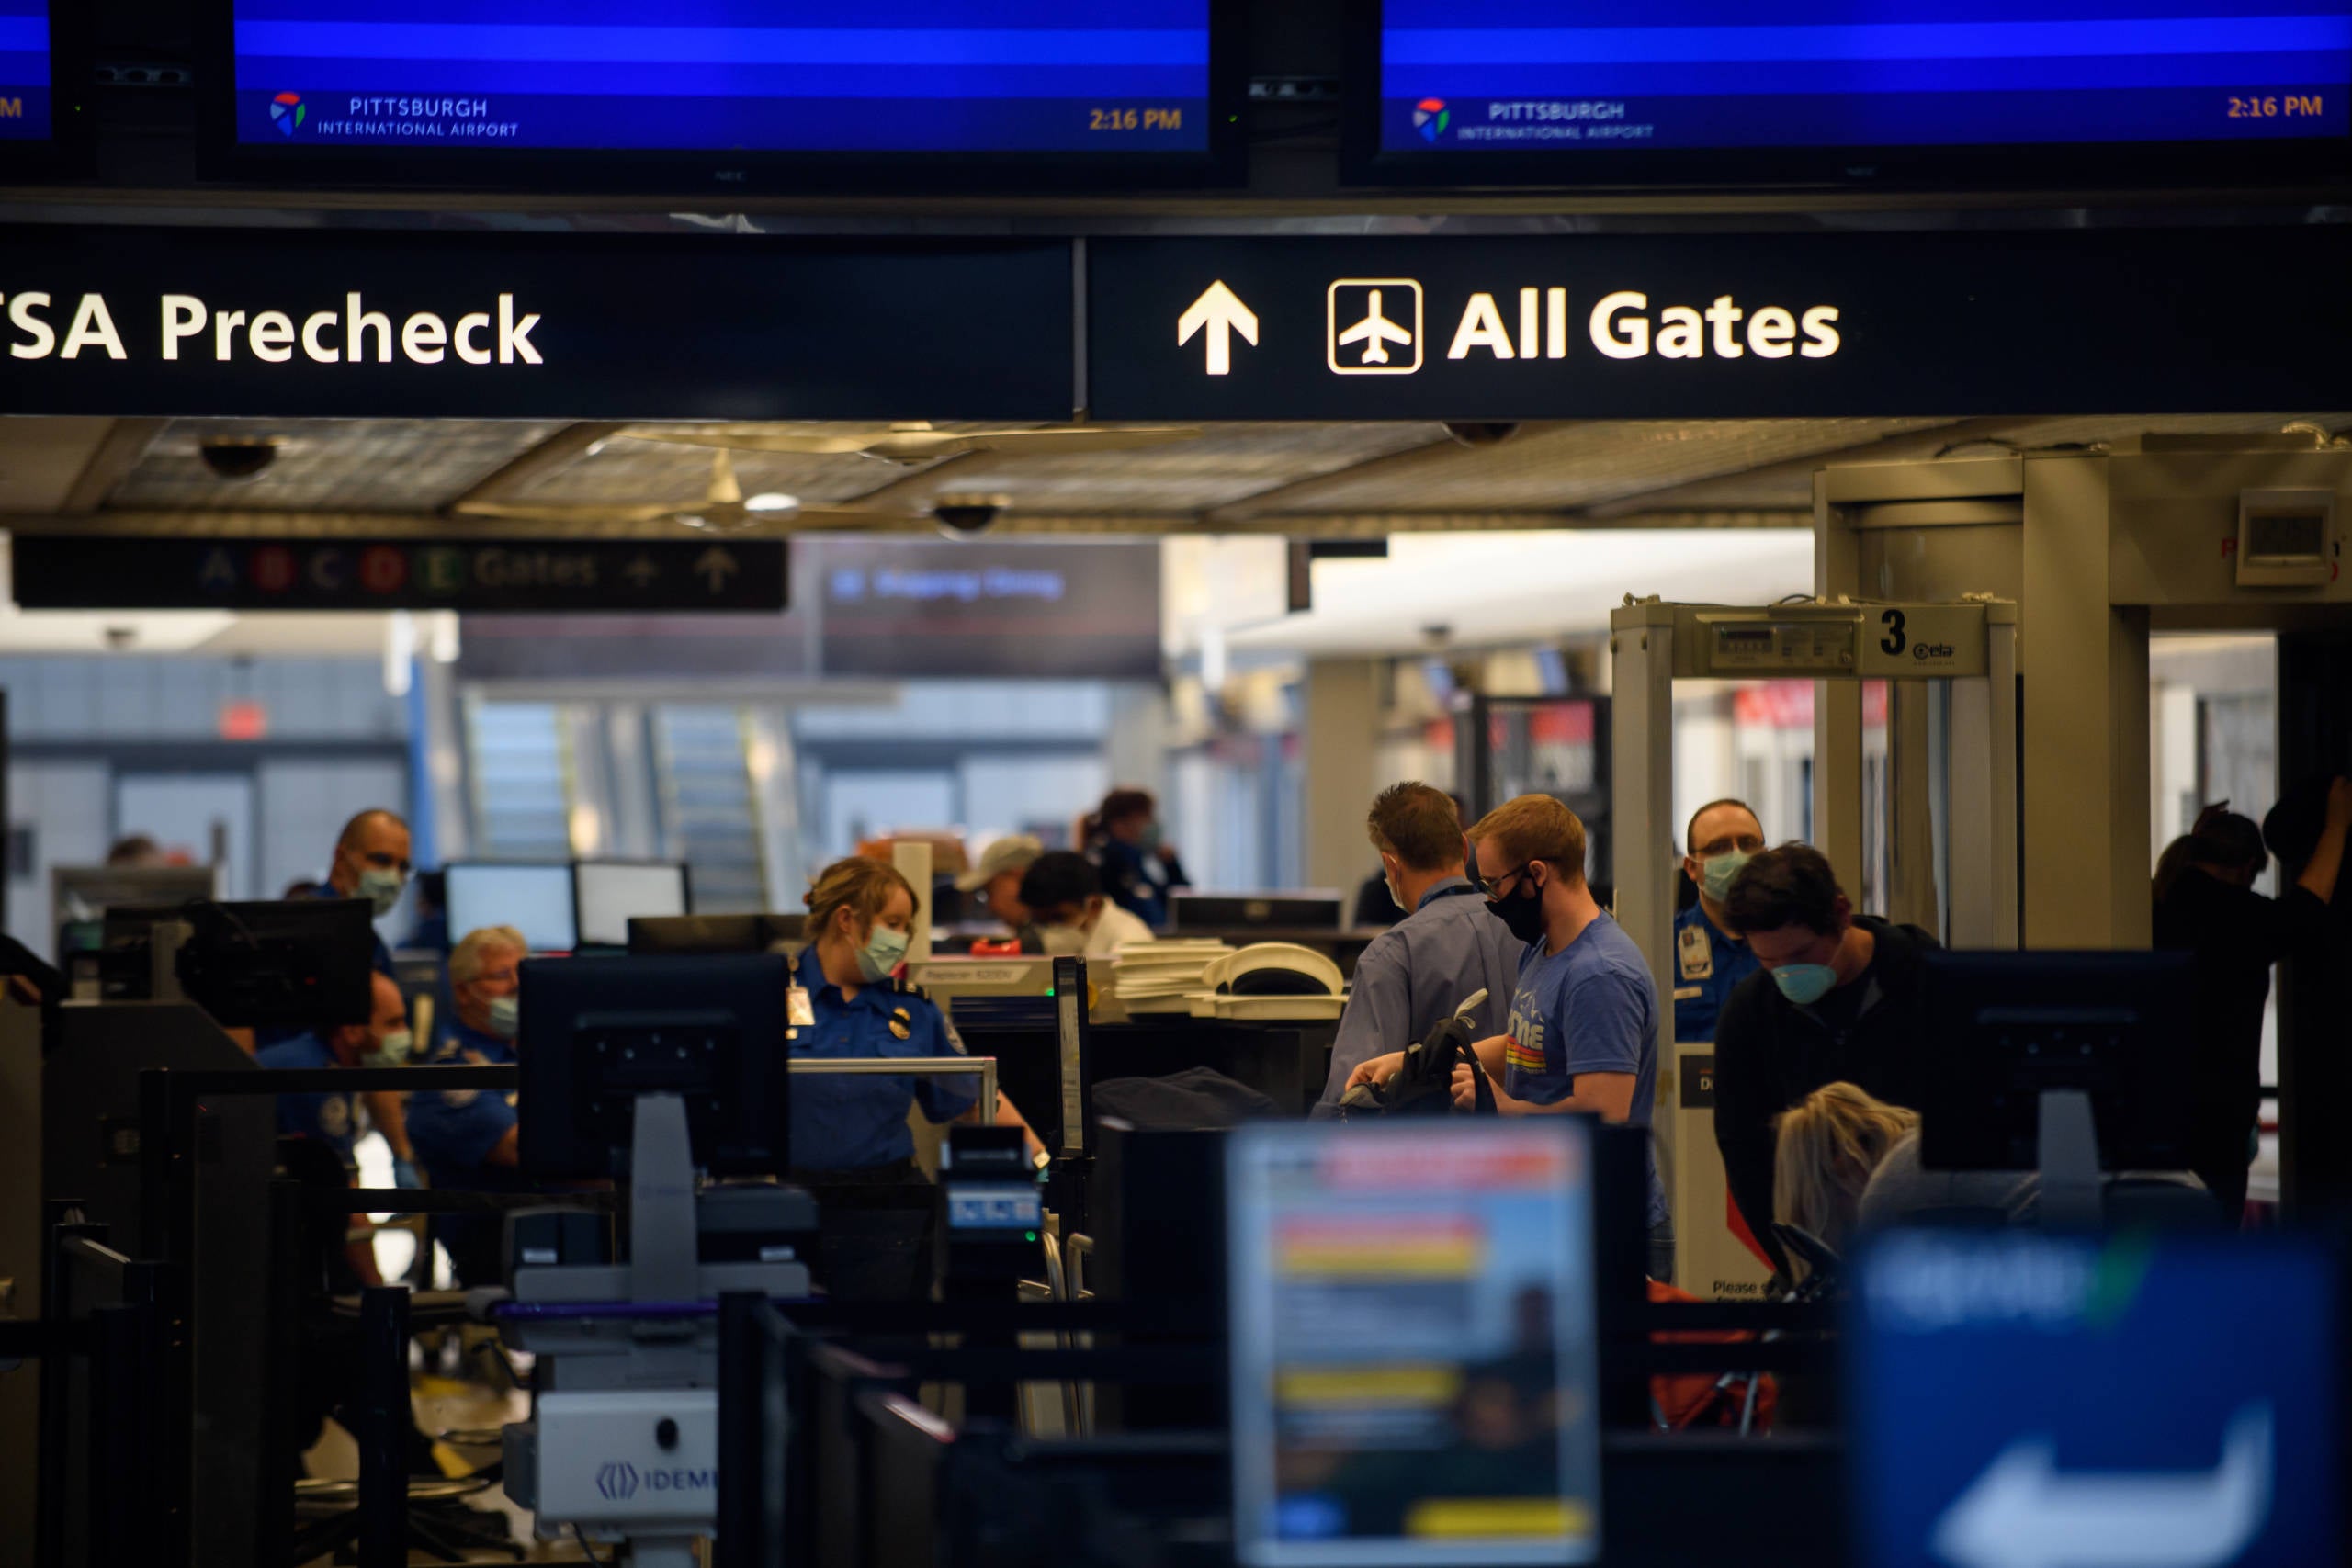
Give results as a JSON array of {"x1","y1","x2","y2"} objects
[{"x1": 955, "y1": 834, "x2": 1045, "y2": 930}]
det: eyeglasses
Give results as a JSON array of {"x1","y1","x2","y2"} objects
[{"x1": 1476, "y1": 861, "x2": 1535, "y2": 899}]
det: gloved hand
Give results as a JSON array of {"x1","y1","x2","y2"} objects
[{"x1": 392, "y1": 1156, "x2": 424, "y2": 1190}]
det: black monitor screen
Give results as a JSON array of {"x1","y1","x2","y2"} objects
[
  {"x1": 1227, "y1": 1122, "x2": 1602, "y2": 1567},
  {"x1": 516, "y1": 953, "x2": 790, "y2": 1179},
  {"x1": 0, "y1": 4, "x2": 48, "y2": 141},
  {"x1": 229, "y1": 1, "x2": 1212, "y2": 155},
  {"x1": 107, "y1": 897, "x2": 375, "y2": 1029},
  {"x1": 1920, "y1": 949, "x2": 2196, "y2": 1172},
  {"x1": 1374, "y1": 4, "x2": 2351, "y2": 160}
]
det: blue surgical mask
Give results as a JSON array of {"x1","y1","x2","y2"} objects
[
  {"x1": 357, "y1": 867, "x2": 407, "y2": 919},
  {"x1": 1699, "y1": 849, "x2": 1754, "y2": 905},
  {"x1": 1771, "y1": 964, "x2": 1838, "y2": 1007},
  {"x1": 1136, "y1": 821, "x2": 1163, "y2": 853},
  {"x1": 486, "y1": 994, "x2": 519, "y2": 1040},
  {"x1": 857, "y1": 923, "x2": 911, "y2": 982}
]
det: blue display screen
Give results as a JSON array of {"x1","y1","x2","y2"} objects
[
  {"x1": 0, "y1": 6, "x2": 49, "y2": 141},
  {"x1": 232, "y1": 1, "x2": 1210, "y2": 153},
  {"x1": 1849, "y1": 1232, "x2": 2341, "y2": 1568},
  {"x1": 1380, "y1": 3, "x2": 2352, "y2": 153}
]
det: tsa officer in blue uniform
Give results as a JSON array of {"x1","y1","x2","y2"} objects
[
  {"x1": 791, "y1": 856, "x2": 1044, "y2": 1301},
  {"x1": 278, "y1": 807, "x2": 419, "y2": 1181},
  {"x1": 1672, "y1": 798, "x2": 1767, "y2": 1043},
  {"x1": 405, "y1": 923, "x2": 528, "y2": 1286},
  {"x1": 256, "y1": 969, "x2": 413, "y2": 1290}
]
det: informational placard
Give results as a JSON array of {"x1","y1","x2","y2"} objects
[
  {"x1": 0, "y1": 4, "x2": 48, "y2": 141},
  {"x1": 1373, "y1": 5, "x2": 2352, "y2": 156},
  {"x1": 1850, "y1": 1231, "x2": 2341, "y2": 1568},
  {"x1": 0, "y1": 225, "x2": 1075, "y2": 419},
  {"x1": 808, "y1": 537, "x2": 1161, "y2": 678},
  {"x1": 228, "y1": 1, "x2": 1212, "y2": 154},
  {"x1": 9, "y1": 535, "x2": 787, "y2": 613},
  {"x1": 1090, "y1": 227, "x2": 2352, "y2": 421},
  {"x1": 455, "y1": 539, "x2": 1162, "y2": 678}
]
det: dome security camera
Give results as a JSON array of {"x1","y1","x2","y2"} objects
[
  {"x1": 931, "y1": 496, "x2": 1007, "y2": 540},
  {"x1": 198, "y1": 437, "x2": 280, "y2": 479},
  {"x1": 1442, "y1": 422, "x2": 1521, "y2": 447}
]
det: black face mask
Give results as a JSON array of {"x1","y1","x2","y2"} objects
[{"x1": 1486, "y1": 875, "x2": 1549, "y2": 944}]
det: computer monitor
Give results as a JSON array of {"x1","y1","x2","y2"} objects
[
  {"x1": 627, "y1": 912, "x2": 807, "y2": 956},
  {"x1": 52, "y1": 863, "x2": 220, "y2": 956},
  {"x1": 1226, "y1": 1122, "x2": 1603, "y2": 1568},
  {"x1": 516, "y1": 953, "x2": 790, "y2": 1179},
  {"x1": 1920, "y1": 950, "x2": 2196, "y2": 1172},
  {"x1": 1172, "y1": 891, "x2": 1346, "y2": 933},
  {"x1": 1849, "y1": 1229, "x2": 2344, "y2": 1568},
  {"x1": 102, "y1": 897, "x2": 375, "y2": 1029},
  {"x1": 574, "y1": 860, "x2": 691, "y2": 948},
  {"x1": 446, "y1": 862, "x2": 578, "y2": 953}
]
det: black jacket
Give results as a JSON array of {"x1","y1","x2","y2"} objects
[{"x1": 1711, "y1": 917, "x2": 1939, "y2": 1275}]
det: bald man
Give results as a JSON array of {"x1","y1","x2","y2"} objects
[{"x1": 282, "y1": 807, "x2": 417, "y2": 1178}]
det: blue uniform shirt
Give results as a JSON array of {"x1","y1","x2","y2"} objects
[
  {"x1": 407, "y1": 1018, "x2": 520, "y2": 1182},
  {"x1": 1671, "y1": 902, "x2": 1760, "y2": 1044},
  {"x1": 1315, "y1": 879, "x2": 1524, "y2": 1117},
  {"x1": 790, "y1": 943, "x2": 977, "y2": 1174},
  {"x1": 1499, "y1": 912, "x2": 1668, "y2": 1226},
  {"x1": 287, "y1": 881, "x2": 398, "y2": 980},
  {"x1": 255, "y1": 1033, "x2": 361, "y2": 1169}
]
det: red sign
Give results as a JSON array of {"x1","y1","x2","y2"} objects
[
  {"x1": 249, "y1": 545, "x2": 297, "y2": 593},
  {"x1": 219, "y1": 700, "x2": 268, "y2": 741},
  {"x1": 359, "y1": 545, "x2": 410, "y2": 593}
]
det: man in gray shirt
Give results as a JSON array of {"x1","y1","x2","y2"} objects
[{"x1": 1314, "y1": 783, "x2": 1524, "y2": 1117}]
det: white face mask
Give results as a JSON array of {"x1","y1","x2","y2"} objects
[
  {"x1": 361, "y1": 1028, "x2": 413, "y2": 1069},
  {"x1": 1039, "y1": 925, "x2": 1087, "y2": 956}
]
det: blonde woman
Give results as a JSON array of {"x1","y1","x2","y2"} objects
[
  {"x1": 791, "y1": 856, "x2": 1044, "y2": 1300},
  {"x1": 1770, "y1": 1083, "x2": 1923, "y2": 1255}
]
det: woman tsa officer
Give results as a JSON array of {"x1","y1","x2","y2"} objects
[{"x1": 788, "y1": 855, "x2": 1044, "y2": 1300}]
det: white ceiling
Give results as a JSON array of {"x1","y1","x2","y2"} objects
[{"x1": 1225, "y1": 529, "x2": 1816, "y2": 657}]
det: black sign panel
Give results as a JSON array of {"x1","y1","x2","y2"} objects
[
  {"x1": 10, "y1": 536, "x2": 787, "y2": 613},
  {"x1": 0, "y1": 226, "x2": 1072, "y2": 419},
  {"x1": 808, "y1": 538, "x2": 1161, "y2": 678},
  {"x1": 1089, "y1": 228, "x2": 2352, "y2": 421},
  {"x1": 454, "y1": 540, "x2": 1162, "y2": 680}
]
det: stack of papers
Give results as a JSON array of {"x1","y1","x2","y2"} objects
[{"x1": 1104, "y1": 940, "x2": 1235, "y2": 1012}]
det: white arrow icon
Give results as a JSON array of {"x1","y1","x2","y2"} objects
[
  {"x1": 1932, "y1": 1404, "x2": 2272, "y2": 1568},
  {"x1": 1178, "y1": 280, "x2": 1258, "y2": 376},
  {"x1": 624, "y1": 555, "x2": 660, "y2": 589},
  {"x1": 693, "y1": 547, "x2": 738, "y2": 594}
]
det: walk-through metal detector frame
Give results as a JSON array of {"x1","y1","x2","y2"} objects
[{"x1": 1610, "y1": 598, "x2": 2018, "y2": 1295}]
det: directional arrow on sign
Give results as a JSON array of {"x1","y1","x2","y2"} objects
[
  {"x1": 624, "y1": 555, "x2": 660, "y2": 589},
  {"x1": 1177, "y1": 280, "x2": 1258, "y2": 377},
  {"x1": 1931, "y1": 1403, "x2": 2273, "y2": 1568},
  {"x1": 694, "y1": 547, "x2": 739, "y2": 594}
]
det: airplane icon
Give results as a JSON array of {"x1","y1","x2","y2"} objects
[
  {"x1": 1327, "y1": 278, "x2": 1424, "y2": 375},
  {"x1": 1336, "y1": 291, "x2": 1415, "y2": 364}
]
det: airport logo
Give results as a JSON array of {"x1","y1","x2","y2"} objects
[
  {"x1": 595, "y1": 1462, "x2": 639, "y2": 1502},
  {"x1": 1413, "y1": 98, "x2": 1449, "y2": 142},
  {"x1": 1328, "y1": 279, "x2": 1423, "y2": 375},
  {"x1": 270, "y1": 93, "x2": 305, "y2": 137}
]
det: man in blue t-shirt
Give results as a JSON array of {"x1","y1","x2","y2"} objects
[
  {"x1": 407, "y1": 923, "x2": 527, "y2": 1286},
  {"x1": 1348, "y1": 794, "x2": 1671, "y2": 1281}
]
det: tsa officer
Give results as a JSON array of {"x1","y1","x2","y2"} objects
[
  {"x1": 405, "y1": 924, "x2": 528, "y2": 1287},
  {"x1": 279, "y1": 807, "x2": 418, "y2": 1179},
  {"x1": 1671, "y1": 798, "x2": 1766, "y2": 1043},
  {"x1": 256, "y1": 970, "x2": 414, "y2": 1290},
  {"x1": 791, "y1": 856, "x2": 1045, "y2": 1300}
]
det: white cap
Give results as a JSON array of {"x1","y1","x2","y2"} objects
[{"x1": 953, "y1": 834, "x2": 1045, "y2": 893}]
